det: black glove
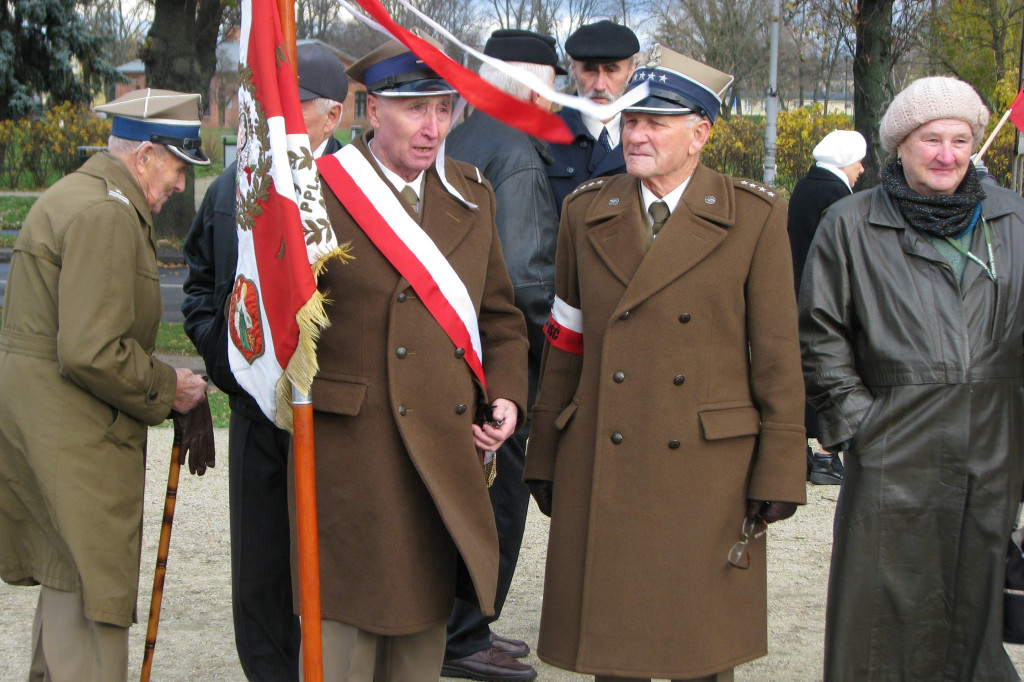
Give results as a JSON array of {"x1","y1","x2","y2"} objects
[
  {"x1": 171, "y1": 394, "x2": 215, "y2": 476},
  {"x1": 746, "y1": 499, "x2": 797, "y2": 524},
  {"x1": 527, "y1": 480, "x2": 553, "y2": 517}
]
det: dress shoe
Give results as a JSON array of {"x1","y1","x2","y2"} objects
[
  {"x1": 808, "y1": 451, "x2": 844, "y2": 485},
  {"x1": 441, "y1": 647, "x2": 538, "y2": 681},
  {"x1": 488, "y1": 631, "x2": 530, "y2": 658}
]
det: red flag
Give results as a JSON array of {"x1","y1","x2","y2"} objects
[{"x1": 1010, "y1": 87, "x2": 1024, "y2": 133}]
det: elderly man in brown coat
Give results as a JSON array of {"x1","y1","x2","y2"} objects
[
  {"x1": 525, "y1": 46, "x2": 807, "y2": 682},
  {"x1": 0, "y1": 89, "x2": 211, "y2": 681},
  {"x1": 305, "y1": 36, "x2": 528, "y2": 682}
]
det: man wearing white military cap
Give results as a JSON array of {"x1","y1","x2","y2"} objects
[
  {"x1": 0, "y1": 87, "x2": 211, "y2": 681},
  {"x1": 526, "y1": 45, "x2": 806, "y2": 681}
]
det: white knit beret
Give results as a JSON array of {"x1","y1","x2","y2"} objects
[
  {"x1": 813, "y1": 130, "x2": 867, "y2": 168},
  {"x1": 880, "y1": 76, "x2": 989, "y2": 154}
]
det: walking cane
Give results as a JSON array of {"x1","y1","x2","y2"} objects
[{"x1": 140, "y1": 416, "x2": 183, "y2": 682}]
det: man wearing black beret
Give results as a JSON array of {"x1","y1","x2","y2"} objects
[
  {"x1": 547, "y1": 20, "x2": 639, "y2": 214},
  {"x1": 440, "y1": 29, "x2": 561, "y2": 682}
]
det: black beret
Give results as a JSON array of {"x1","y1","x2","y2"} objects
[
  {"x1": 484, "y1": 29, "x2": 567, "y2": 75},
  {"x1": 565, "y1": 20, "x2": 639, "y2": 61}
]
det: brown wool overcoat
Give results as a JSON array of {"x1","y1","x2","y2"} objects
[
  {"x1": 525, "y1": 166, "x2": 807, "y2": 678},
  {"x1": 0, "y1": 153, "x2": 178, "y2": 627},
  {"x1": 291, "y1": 134, "x2": 529, "y2": 634}
]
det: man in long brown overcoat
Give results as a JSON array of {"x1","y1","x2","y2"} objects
[
  {"x1": 525, "y1": 47, "x2": 807, "y2": 681},
  {"x1": 299, "y1": 37, "x2": 528, "y2": 681}
]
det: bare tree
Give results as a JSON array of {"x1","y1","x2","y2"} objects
[
  {"x1": 654, "y1": 0, "x2": 769, "y2": 116},
  {"x1": 77, "y1": 0, "x2": 151, "y2": 99}
]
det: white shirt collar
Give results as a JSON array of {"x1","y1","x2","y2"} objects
[
  {"x1": 582, "y1": 112, "x2": 621, "y2": 149},
  {"x1": 815, "y1": 162, "x2": 853, "y2": 191},
  {"x1": 368, "y1": 139, "x2": 424, "y2": 198},
  {"x1": 312, "y1": 137, "x2": 330, "y2": 158},
  {"x1": 640, "y1": 175, "x2": 690, "y2": 217}
]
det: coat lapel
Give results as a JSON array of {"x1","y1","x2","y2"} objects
[
  {"x1": 594, "y1": 166, "x2": 733, "y2": 313},
  {"x1": 584, "y1": 177, "x2": 647, "y2": 288},
  {"x1": 420, "y1": 158, "x2": 476, "y2": 257}
]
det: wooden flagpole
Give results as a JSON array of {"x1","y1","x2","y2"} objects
[{"x1": 277, "y1": 0, "x2": 324, "y2": 678}]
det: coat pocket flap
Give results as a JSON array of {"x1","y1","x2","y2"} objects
[
  {"x1": 699, "y1": 405, "x2": 761, "y2": 440},
  {"x1": 311, "y1": 376, "x2": 368, "y2": 416},
  {"x1": 554, "y1": 400, "x2": 579, "y2": 430}
]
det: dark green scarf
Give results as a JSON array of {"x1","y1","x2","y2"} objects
[{"x1": 881, "y1": 159, "x2": 986, "y2": 238}]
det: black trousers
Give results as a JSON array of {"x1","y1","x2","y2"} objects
[
  {"x1": 229, "y1": 411, "x2": 301, "y2": 681},
  {"x1": 445, "y1": 423, "x2": 532, "y2": 658}
]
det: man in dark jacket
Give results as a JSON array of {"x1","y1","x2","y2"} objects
[
  {"x1": 181, "y1": 43, "x2": 348, "y2": 681},
  {"x1": 547, "y1": 20, "x2": 639, "y2": 214},
  {"x1": 787, "y1": 129, "x2": 865, "y2": 486},
  {"x1": 440, "y1": 29, "x2": 561, "y2": 682}
]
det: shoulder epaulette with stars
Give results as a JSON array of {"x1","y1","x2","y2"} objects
[
  {"x1": 568, "y1": 178, "x2": 605, "y2": 198},
  {"x1": 735, "y1": 178, "x2": 778, "y2": 202}
]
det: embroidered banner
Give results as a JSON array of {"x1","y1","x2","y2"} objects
[{"x1": 229, "y1": 0, "x2": 337, "y2": 428}]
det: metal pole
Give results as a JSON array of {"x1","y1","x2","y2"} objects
[{"x1": 763, "y1": 0, "x2": 781, "y2": 187}]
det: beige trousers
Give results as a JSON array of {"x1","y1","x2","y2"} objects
[
  {"x1": 596, "y1": 668, "x2": 734, "y2": 682},
  {"x1": 300, "y1": 619, "x2": 446, "y2": 682},
  {"x1": 27, "y1": 586, "x2": 129, "y2": 682}
]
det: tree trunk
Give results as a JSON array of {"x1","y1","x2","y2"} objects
[
  {"x1": 138, "y1": 0, "x2": 224, "y2": 241},
  {"x1": 853, "y1": 0, "x2": 894, "y2": 188}
]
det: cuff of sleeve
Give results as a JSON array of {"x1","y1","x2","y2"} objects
[
  {"x1": 523, "y1": 405, "x2": 560, "y2": 482},
  {"x1": 147, "y1": 360, "x2": 179, "y2": 424},
  {"x1": 747, "y1": 422, "x2": 807, "y2": 504}
]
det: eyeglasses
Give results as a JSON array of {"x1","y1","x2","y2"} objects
[{"x1": 727, "y1": 516, "x2": 767, "y2": 569}]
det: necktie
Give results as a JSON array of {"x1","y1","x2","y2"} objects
[
  {"x1": 649, "y1": 200, "x2": 670, "y2": 237},
  {"x1": 400, "y1": 185, "x2": 419, "y2": 215},
  {"x1": 598, "y1": 126, "x2": 612, "y2": 151}
]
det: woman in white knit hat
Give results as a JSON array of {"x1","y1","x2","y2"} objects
[
  {"x1": 800, "y1": 76, "x2": 1024, "y2": 681},
  {"x1": 788, "y1": 129, "x2": 867, "y2": 487}
]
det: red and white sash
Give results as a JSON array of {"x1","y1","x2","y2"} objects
[{"x1": 317, "y1": 145, "x2": 487, "y2": 391}]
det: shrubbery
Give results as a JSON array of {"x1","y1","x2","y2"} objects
[
  {"x1": 0, "y1": 102, "x2": 112, "y2": 190},
  {"x1": 704, "y1": 102, "x2": 1016, "y2": 196}
]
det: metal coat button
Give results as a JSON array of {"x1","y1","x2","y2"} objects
[
  {"x1": 613, "y1": 371, "x2": 626, "y2": 383},
  {"x1": 454, "y1": 347, "x2": 465, "y2": 359},
  {"x1": 611, "y1": 432, "x2": 623, "y2": 445},
  {"x1": 669, "y1": 440, "x2": 681, "y2": 449},
  {"x1": 674, "y1": 375, "x2": 685, "y2": 385},
  {"x1": 567, "y1": 166, "x2": 575, "y2": 174},
  {"x1": 398, "y1": 405, "x2": 407, "y2": 416},
  {"x1": 456, "y1": 404, "x2": 467, "y2": 415},
  {"x1": 679, "y1": 313, "x2": 692, "y2": 323},
  {"x1": 619, "y1": 311, "x2": 631, "y2": 320},
  {"x1": 397, "y1": 292, "x2": 407, "y2": 302},
  {"x1": 396, "y1": 347, "x2": 408, "y2": 359},
  {"x1": 579, "y1": 141, "x2": 588, "y2": 148}
]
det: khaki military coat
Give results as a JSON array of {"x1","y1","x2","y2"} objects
[
  {"x1": 295, "y1": 134, "x2": 528, "y2": 634},
  {"x1": 525, "y1": 166, "x2": 807, "y2": 678},
  {"x1": 0, "y1": 153, "x2": 178, "y2": 627}
]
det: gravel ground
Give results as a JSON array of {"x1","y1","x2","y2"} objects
[{"x1": 2, "y1": 429, "x2": 1023, "y2": 681}]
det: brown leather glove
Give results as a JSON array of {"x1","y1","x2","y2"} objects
[
  {"x1": 746, "y1": 499, "x2": 797, "y2": 524},
  {"x1": 527, "y1": 480, "x2": 553, "y2": 517},
  {"x1": 171, "y1": 394, "x2": 215, "y2": 476}
]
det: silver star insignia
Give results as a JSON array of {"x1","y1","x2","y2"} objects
[
  {"x1": 704, "y1": 195, "x2": 716, "y2": 204},
  {"x1": 659, "y1": 74, "x2": 668, "y2": 83}
]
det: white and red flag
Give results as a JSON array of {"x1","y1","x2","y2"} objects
[{"x1": 228, "y1": 0, "x2": 347, "y2": 429}]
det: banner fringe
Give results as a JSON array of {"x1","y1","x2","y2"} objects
[{"x1": 274, "y1": 245, "x2": 355, "y2": 432}]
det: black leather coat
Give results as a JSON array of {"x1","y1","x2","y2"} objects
[{"x1": 447, "y1": 111, "x2": 559, "y2": 405}]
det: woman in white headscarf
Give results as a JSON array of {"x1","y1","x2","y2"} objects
[{"x1": 787, "y1": 129, "x2": 866, "y2": 485}]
